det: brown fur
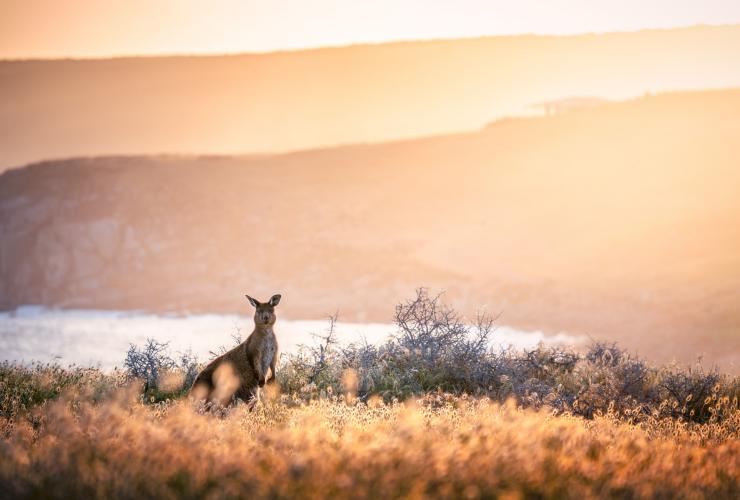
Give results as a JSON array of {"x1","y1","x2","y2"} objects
[{"x1": 191, "y1": 293, "x2": 281, "y2": 405}]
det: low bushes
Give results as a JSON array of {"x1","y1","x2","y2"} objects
[{"x1": 2, "y1": 289, "x2": 738, "y2": 426}]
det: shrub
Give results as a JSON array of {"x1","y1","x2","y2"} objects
[
  {"x1": 280, "y1": 289, "x2": 500, "y2": 400},
  {"x1": 278, "y1": 289, "x2": 739, "y2": 425},
  {"x1": 0, "y1": 361, "x2": 123, "y2": 419},
  {"x1": 657, "y1": 365, "x2": 725, "y2": 423},
  {"x1": 123, "y1": 338, "x2": 199, "y2": 401}
]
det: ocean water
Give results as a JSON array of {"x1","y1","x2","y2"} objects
[{"x1": 0, "y1": 306, "x2": 584, "y2": 369}]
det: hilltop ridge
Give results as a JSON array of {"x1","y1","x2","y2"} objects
[{"x1": 2, "y1": 25, "x2": 740, "y2": 170}]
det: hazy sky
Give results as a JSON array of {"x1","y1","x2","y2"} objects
[{"x1": 2, "y1": 0, "x2": 740, "y2": 58}]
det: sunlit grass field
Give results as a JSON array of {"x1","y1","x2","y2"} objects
[
  {"x1": 1, "y1": 382, "x2": 738, "y2": 499},
  {"x1": 1, "y1": 292, "x2": 739, "y2": 498}
]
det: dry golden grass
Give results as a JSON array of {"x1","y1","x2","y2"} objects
[{"x1": 1, "y1": 387, "x2": 738, "y2": 499}]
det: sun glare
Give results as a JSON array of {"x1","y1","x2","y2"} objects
[{"x1": 2, "y1": 0, "x2": 740, "y2": 58}]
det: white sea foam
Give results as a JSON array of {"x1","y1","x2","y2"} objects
[{"x1": 0, "y1": 307, "x2": 585, "y2": 370}]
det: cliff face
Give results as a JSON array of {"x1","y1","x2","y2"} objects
[
  {"x1": 2, "y1": 89, "x2": 740, "y2": 368},
  {"x1": 0, "y1": 155, "x2": 458, "y2": 318},
  {"x1": 2, "y1": 25, "x2": 740, "y2": 171}
]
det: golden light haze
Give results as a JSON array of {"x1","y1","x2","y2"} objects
[
  {"x1": 2, "y1": 0, "x2": 740, "y2": 59},
  {"x1": 2, "y1": 89, "x2": 739, "y2": 369},
  {"x1": 0, "y1": 7, "x2": 739, "y2": 371},
  {"x1": 2, "y1": 5, "x2": 740, "y2": 497},
  {"x1": 3, "y1": 25, "x2": 740, "y2": 170}
]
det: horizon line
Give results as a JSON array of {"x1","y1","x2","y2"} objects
[{"x1": 1, "y1": 22, "x2": 738, "y2": 63}]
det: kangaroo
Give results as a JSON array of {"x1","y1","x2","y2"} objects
[{"x1": 190, "y1": 293, "x2": 281, "y2": 406}]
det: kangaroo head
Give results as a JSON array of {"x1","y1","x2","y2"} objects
[{"x1": 245, "y1": 293, "x2": 281, "y2": 327}]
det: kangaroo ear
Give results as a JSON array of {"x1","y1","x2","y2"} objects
[
  {"x1": 269, "y1": 294, "x2": 282, "y2": 306},
  {"x1": 245, "y1": 294, "x2": 260, "y2": 308}
]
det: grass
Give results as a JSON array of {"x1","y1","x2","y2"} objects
[
  {"x1": 0, "y1": 289, "x2": 738, "y2": 498},
  {"x1": 1, "y1": 391, "x2": 738, "y2": 498}
]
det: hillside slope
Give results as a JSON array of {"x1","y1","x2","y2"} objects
[
  {"x1": 1, "y1": 88, "x2": 739, "y2": 368},
  {"x1": 2, "y1": 25, "x2": 740, "y2": 170}
]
